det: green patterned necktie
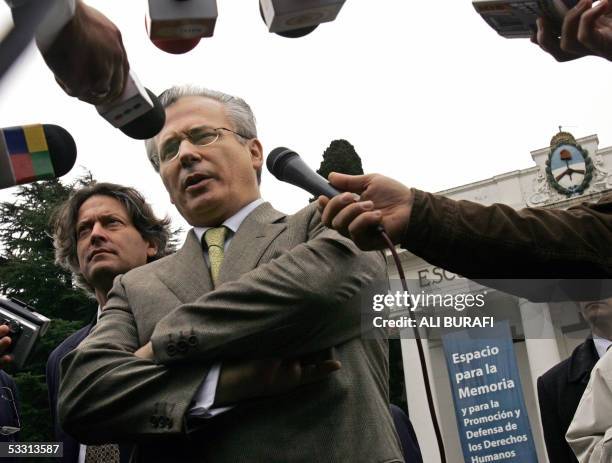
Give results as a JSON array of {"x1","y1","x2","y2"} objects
[{"x1": 203, "y1": 226, "x2": 228, "y2": 286}]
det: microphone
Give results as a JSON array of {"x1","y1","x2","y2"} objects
[
  {"x1": 147, "y1": 0, "x2": 218, "y2": 54},
  {"x1": 259, "y1": 0, "x2": 347, "y2": 38},
  {"x1": 267, "y1": 147, "x2": 341, "y2": 198},
  {"x1": 0, "y1": 124, "x2": 76, "y2": 190},
  {"x1": 95, "y1": 70, "x2": 166, "y2": 140}
]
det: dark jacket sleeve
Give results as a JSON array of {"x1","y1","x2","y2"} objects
[
  {"x1": 537, "y1": 376, "x2": 576, "y2": 463},
  {"x1": 401, "y1": 190, "x2": 612, "y2": 299}
]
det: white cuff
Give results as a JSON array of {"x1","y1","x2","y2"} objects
[
  {"x1": 188, "y1": 363, "x2": 233, "y2": 419},
  {"x1": 35, "y1": 0, "x2": 77, "y2": 51}
]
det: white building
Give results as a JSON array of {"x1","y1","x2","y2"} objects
[{"x1": 395, "y1": 132, "x2": 612, "y2": 463}]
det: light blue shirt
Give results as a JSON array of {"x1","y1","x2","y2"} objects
[{"x1": 593, "y1": 334, "x2": 612, "y2": 359}]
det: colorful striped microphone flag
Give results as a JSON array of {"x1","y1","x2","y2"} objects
[{"x1": 1, "y1": 124, "x2": 55, "y2": 184}]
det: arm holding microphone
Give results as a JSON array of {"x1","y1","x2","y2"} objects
[
  {"x1": 35, "y1": 0, "x2": 129, "y2": 105},
  {"x1": 532, "y1": 0, "x2": 612, "y2": 62},
  {"x1": 318, "y1": 172, "x2": 612, "y2": 279}
]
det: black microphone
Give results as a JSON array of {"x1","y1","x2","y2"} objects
[
  {"x1": 267, "y1": 147, "x2": 341, "y2": 198},
  {"x1": 0, "y1": 124, "x2": 76, "y2": 190}
]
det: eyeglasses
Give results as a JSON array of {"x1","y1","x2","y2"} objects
[
  {"x1": 0, "y1": 387, "x2": 20, "y2": 436},
  {"x1": 158, "y1": 126, "x2": 252, "y2": 165}
]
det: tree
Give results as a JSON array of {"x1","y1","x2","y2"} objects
[
  {"x1": 317, "y1": 139, "x2": 364, "y2": 180},
  {"x1": 0, "y1": 174, "x2": 97, "y2": 444},
  {"x1": 309, "y1": 139, "x2": 365, "y2": 203}
]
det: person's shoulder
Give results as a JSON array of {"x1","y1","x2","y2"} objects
[
  {"x1": 48, "y1": 324, "x2": 92, "y2": 364},
  {"x1": 121, "y1": 248, "x2": 180, "y2": 283},
  {"x1": 286, "y1": 201, "x2": 321, "y2": 227},
  {"x1": 0, "y1": 369, "x2": 16, "y2": 390},
  {"x1": 539, "y1": 356, "x2": 571, "y2": 387}
]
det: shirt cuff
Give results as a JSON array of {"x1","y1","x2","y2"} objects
[
  {"x1": 35, "y1": 0, "x2": 77, "y2": 51},
  {"x1": 187, "y1": 363, "x2": 233, "y2": 419}
]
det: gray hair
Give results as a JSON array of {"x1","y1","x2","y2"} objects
[{"x1": 144, "y1": 85, "x2": 258, "y2": 172}]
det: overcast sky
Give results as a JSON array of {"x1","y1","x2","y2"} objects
[{"x1": 1, "y1": 1, "x2": 612, "y2": 234}]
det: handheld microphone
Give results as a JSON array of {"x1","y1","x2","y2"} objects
[
  {"x1": 259, "y1": 0, "x2": 346, "y2": 38},
  {"x1": 95, "y1": 70, "x2": 166, "y2": 140},
  {"x1": 267, "y1": 147, "x2": 341, "y2": 198},
  {"x1": 0, "y1": 124, "x2": 76, "y2": 190},
  {"x1": 147, "y1": 0, "x2": 218, "y2": 54},
  {"x1": 267, "y1": 144, "x2": 448, "y2": 462}
]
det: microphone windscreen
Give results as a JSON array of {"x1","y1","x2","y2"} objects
[
  {"x1": 43, "y1": 124, "x2": 77, "y2": 176},
  {"x1": 119, "y1": 89, "x2": 166, "y2": 139}
]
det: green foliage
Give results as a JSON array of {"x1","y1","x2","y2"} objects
[
  {"x1": 310, "y1": 139, "x2": 365, "y2": 202},
  {"x1": 0, "y1": 175, "x2": 96, "y2": 444},
  {"x1": 317, "y1": 139, "x2": 364, "y2": 180}
]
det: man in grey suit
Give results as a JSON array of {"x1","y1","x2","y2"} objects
[{"x1": 59, "y1": 86, "x2": 403, "y2": 462}]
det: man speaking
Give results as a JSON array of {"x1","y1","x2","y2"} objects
[{"x1": 58, "y1": 86, "x2": 402, "y2": 462}]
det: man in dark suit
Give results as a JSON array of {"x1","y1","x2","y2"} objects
[
  {"x1": 47, "y1": 182, "x2": 174, "y2": 463},
  {"x1": 537, "y1": 299, "x2": 612, "y2": 463}
]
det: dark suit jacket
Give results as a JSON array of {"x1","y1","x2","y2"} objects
[
  {"x1": 537, "y1": 338, "x2": 599, "y2": 463},
  {"x1": 402, "y1": 190, "x2": 612, "y2": 300},
  {"x1": 0, "y1": 370, "x2": 19, "y2": 441},
  {"x1": 46, "y1": 324, "x2": 131, "y2": 463},
  {"x1": 390, "y1": 404, "x2": 423, "y2": 463}
]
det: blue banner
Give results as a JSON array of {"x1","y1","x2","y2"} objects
[{"x1": 441, "y1": 320, "x2": 537, "y2": 463}]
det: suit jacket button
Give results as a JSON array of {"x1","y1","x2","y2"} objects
[
  {"x1": 177, "y1": 339, "x2": 188, "y2": 352},
  {"x1": 167, "y1": 342, "x2": 177, "y2": 357}
]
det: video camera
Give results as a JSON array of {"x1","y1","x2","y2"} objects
[
  {"x1": 0, "y1": 297, "x2": 50, "y2": 369},
  {"x1": 472, "y1": 0, "x2": 579, "y2": 38}
]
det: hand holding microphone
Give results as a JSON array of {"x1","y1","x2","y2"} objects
[
  {"x1": 266, "y1": 147, "x2": 413, "y2": 251},
  {"x1": 532, "y1": 0, "x2": 612, "y2": 62},
  {"x1": 35, "y1": 1, "x2": 165, "y2": 139},
  {"x1": 38, "y1": 1, "x2": 129, "y2": 106},
  {"x1": 317, "y1": 173, "x2": 414, "y2": 251}
]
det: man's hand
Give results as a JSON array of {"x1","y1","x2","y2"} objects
[
  {"x1": 134, "y1": 341, "x2": 154, "y2": 360},
  {"x1": 215, "y1": 356, "x2": 341, "y2": 406},
  {"x1": 0, "y1": 325, "x2": 13, "y2": 368},
  {"x1": 317, "y1": 172, "x2": 414, "y2": 251},
  {"x1": 39, "y1": 1, "x2": 129, "y2": 105},
  {"x1": 532, "y1": 0, "x2": 612, "y2": 62}
]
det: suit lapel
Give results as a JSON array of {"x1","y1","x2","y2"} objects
[
  {"x1": 218, "y1": 202, "x2": 286, "y2": 285},
  {"x1": 568, "y1": 338, "x2": 600, "y2": 384},
  {"x1": 156, "y1": 230, "x2": 213, "y2": 303}
]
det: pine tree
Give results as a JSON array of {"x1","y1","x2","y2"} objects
[
  {"x1": 0, "y1": 175, "x2": 97, "y2": 443},
  {"x1": 316, "y1": 139, "x2": 364, "y2": 180}
]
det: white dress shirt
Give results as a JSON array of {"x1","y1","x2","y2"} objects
[{"x1": 187, "y1": 198, "x2": 265, "y2": 418}]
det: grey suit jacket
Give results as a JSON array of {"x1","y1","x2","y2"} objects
[{"x1": 59, "y1": 202, "x2": 403, "y2": 463}]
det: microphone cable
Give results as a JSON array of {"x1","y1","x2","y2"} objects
[{"x1": 379, "y1": 227, "x2": 447, "y2": 463}]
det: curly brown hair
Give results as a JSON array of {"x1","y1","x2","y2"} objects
[{"x1": 51, "y1": 182, "x2": 173, "y2": 294}]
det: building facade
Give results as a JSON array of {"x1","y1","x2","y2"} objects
[{"x1": 395, "y1": 133, "x2": 612, "y2": 463}]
